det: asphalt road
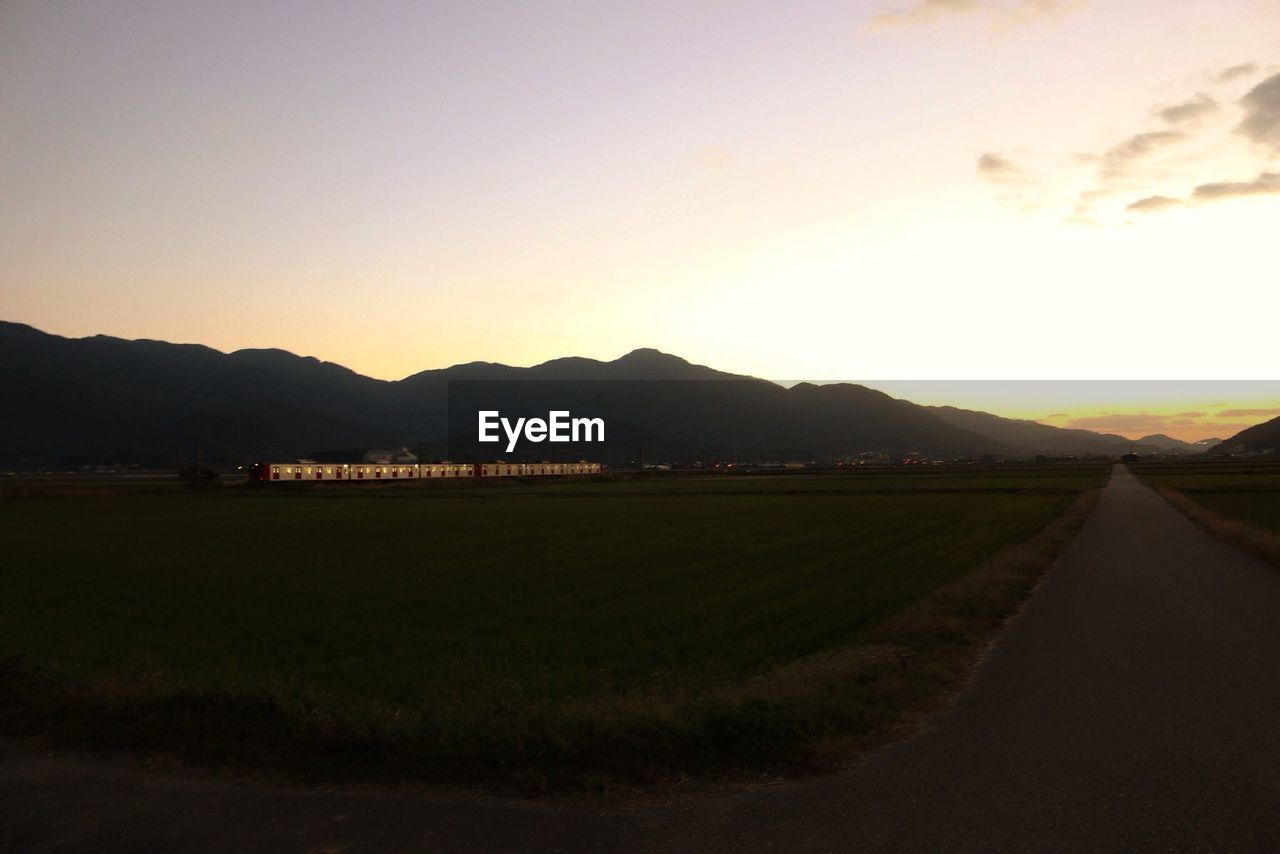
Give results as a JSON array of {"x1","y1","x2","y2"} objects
[{"x1": 5, "y1": 465, "x2": 1280, "y2": 852}]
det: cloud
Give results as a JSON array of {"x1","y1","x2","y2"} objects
[
  {"x1": 1156, "y1": 93, "x2": 1218, "y2": 125},
  {"x1": 977, "y1": 152, "x2": 1048, "y2": 211},
  {"x1": 1125, "y1": 195, "x2": 1181, "y2": 213},
  {"x1": 1126, "y1": 172, "x2": 1280, "y2": 212},
  {"x1": 1044, "y1": 412, "x2": 1067, "y2": 419},
  {"x1": 981, "y1": 62, "x2": 1274, "y2": 222},
  {"x1": 1062, "y1": 412, "x2": 1235, "y2": 437},
  {"x1": 1191, "y1": 172, "x2": 1280, "y2": 201},
  {"x1": 1072, "y1": 131, "x2": 1185, "y2": 213},
  {"x1": 1099, "y1": 130, "x2": 1184, "y2": 181},
  {"x1": 1065, "y1": 413, "x2": 1185, "y2": 434},
  {"x1": 1061, "y1": 409, "x2": 1264, "y2": 440},
  {"x1": 875, "y1": 0, "x2": 981, "y2": 24},
  {"x1": 1217, "y1": 62, "x2": 1259, "y2": 83},
  {"x1": 871, "y1": 0, "x2": 1076, "y2": 26},
  {"x1": 976, "y1": 152, "x2": 1034, "y2": 182},
  {"x1": 1237, "y1": 72, "x2": 1280, "y2": 147},
  {"x1": 1217, "y1": 408, "x2": 1280, "y2": 418},
  {"x1": 1206, "y1": 423, "x2": 1256, "y2": 437}
]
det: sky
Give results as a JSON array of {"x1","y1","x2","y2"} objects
[
  {"x1": 848, "y1": 381, "x2": 1280, "y2": 443},
  {"x1": 2, "y1": 1, "x2": 1279, "y2": 441}
]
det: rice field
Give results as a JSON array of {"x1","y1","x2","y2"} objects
[{"x1": 0, "y1": 465, "x2": 1105, "y2": 788}]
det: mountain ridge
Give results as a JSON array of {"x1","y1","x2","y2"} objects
[
  {"x1": 1213, "y1": 416, "x2": 1280, "y2": 455},
  {"x1": 0, "y1": 320, "x2": 1245, "y2": 467}
]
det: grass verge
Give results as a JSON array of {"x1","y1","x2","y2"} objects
[
  {"x1": 0, "y1": 486, "x2": 1099, "y2": 795},
  {"x1": 1151, "y1": 485, "x2": 1280, "y2": 568}
]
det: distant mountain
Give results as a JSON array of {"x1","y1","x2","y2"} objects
[
  {"x1": 0, "y1": 321, "x2": 1004, "y2": 467},
  {"x1": 1215, "y1": 417, "x2": 1280, "y2": 455},
  {"x1": 2, "y1": 320, "x2": 1226, "y2": 467},
  {"x1": 1193, "y1": 438, "x2": 1223, "y2": 449},
  {"x1": 927, "y1": 406, "x2": 1162, "y2": 457},
  {"x1": 1136, "y1": 434, "x2": 1201, "y2": 453},
  {"x1": 0, "y1": 321, "x2": 394, "y2": 467}
]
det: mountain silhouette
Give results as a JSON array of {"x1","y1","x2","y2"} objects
[
  {"x1": 926, "y1": 406, "x2": 1165, "y2": 457},
  {"x1": 1136, "y1": 434, "x2": 1201, "y2": 452},
  {"x1": 0, "y1": 320, "x2": 1228, "y2": 467},
  {"x1": 1215, "y1": 417, "x2": 1280, "y2": 455}
]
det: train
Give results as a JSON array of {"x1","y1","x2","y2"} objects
[{"x1": 249, "y1": 460, "x2": 603, "y2": 482}]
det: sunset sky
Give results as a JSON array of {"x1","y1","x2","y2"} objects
[
  {"x1": 859, "y1": 381, "x2": 1280, "y2": 443},
  {"x1": 2, "y1": 1, "x2": 1278, "y2": 440}
]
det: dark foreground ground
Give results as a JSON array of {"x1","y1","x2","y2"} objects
[
  {"x1": 6, "y1": 465, "x2": 1280, "y2": 851},
  {"x1": 0, "y1": 467, "x2": 1094, "y2": 788}
]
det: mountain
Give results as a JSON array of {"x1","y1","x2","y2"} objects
[
  {"x1": 1136, "y1": 434, "x2": 1202, "y2": 453},
  {"x1": 1215, "y1": 417, "x2": 1280, "y2": 455},
  {"x1": 0, "y1": 321, "x2": 1007, "y2": 467},
  {"x1": 927, "y1": 406, "x2": 1163, "y2": 457},
  {"x1": 1193, "y1": 438, "x2": 1223, "y2": 449},
  {"x1": 1, "y1": 320, "x2": 1214, "y2": 467},
  {"x1": 0, "y1": 321, "x2": 399, "y2": 467}
]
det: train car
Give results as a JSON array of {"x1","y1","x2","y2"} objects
[
  {"x1": 439, "y1": 463, "x2": 475, "y2": 478},
  {"x1": 254, "y1": 462, "x2": 321, "y2": 481},
  {"x1": 249, "y1": 459, "x2": 600, "y2": 483},
  {"x1": 480, "y1": 462, "x2": 525, "y2": 476}
]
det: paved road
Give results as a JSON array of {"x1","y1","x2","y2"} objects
[{"x1": 6, "y1": 465, "x2": 1280, "y2": 852}]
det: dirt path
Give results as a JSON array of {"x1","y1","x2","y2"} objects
[{"x1": 7, "y1": 465, "x2": 1280, "y2": 852}]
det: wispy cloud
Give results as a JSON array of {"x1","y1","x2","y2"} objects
[
  {"x1": 1156, "y1": 93, "x2": 1218, "y2": 125},
  {"x1": 1217, "y1": 62, "x2": 1259, "y2": 83},
  {"x1": 1237, "y1": 71, "x2": 1280, "y2": 147},
  {"x1": 1123, "y1": 73, "x2": 1280, "y2": 213},
  {"x1": 976, "y1": 151, "x2": 1047, "y2": 211},
  {"x1": 976, "y1": 152, "x2": 1033, "y2": 182},
  {"x1": 988, "y1": 62, "x2": 1280, "y2": 222},
  {"x1": 871, "y1": 0, "x2": 1078, "y2": 27},
  {"x1": 1191, "y1": 172, "x2": 1280, "y2": 201},
  {"x1": 1126, "y1": 172, "x2": 1280, "y2": 213},
  {"x1": 1066, "y1": 413, "x2": 1180, "y2": 434},
  {"x1": 1098, "y1": 130, "x2": 1185, "y2": 182},
  {"x1": 1217, "y1": 407, "x2": 1280, "y2": 418},
  {"x1": 1064, "y1": 412, "x2": 1251, "y2": 439},
  {"x1": 1124, "y1": 195, "x2": 1180, "y2": 213},
  {"x1": 875, "y1": 0, "x2": 981, "y2": 25}
]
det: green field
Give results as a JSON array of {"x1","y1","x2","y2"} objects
[
  {"x1": 0, "y1": 465, "x2": 1106, "y2": 789},
  {"x1": 1133, "y1": 460, "x2": 1280, "y2": 536}
]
